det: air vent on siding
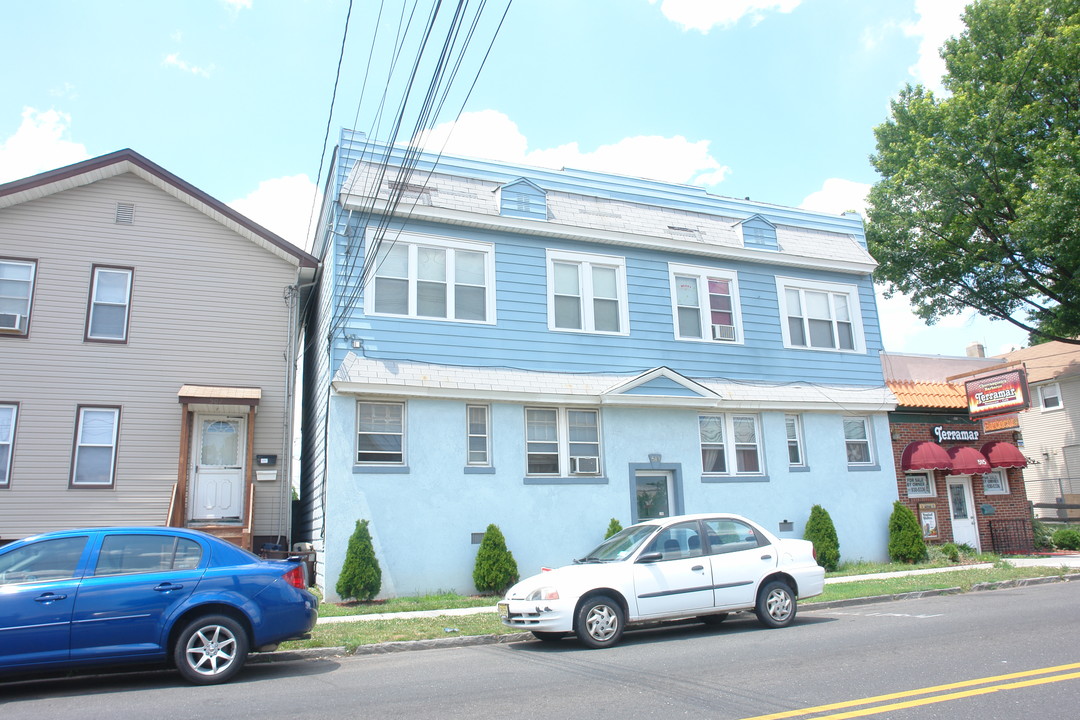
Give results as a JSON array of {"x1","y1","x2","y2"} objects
[{"x1": 115, "y1": 202, "x2": 135, "y2": 224}]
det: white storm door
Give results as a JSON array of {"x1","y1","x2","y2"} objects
[
  {"x1": 947, "y1": 476, "x2": 980, "y2": 551},
  {"x1": 190, "y1": 416, "x2": 245, "y2": 521}
]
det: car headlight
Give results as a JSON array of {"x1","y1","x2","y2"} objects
[{"x1": 525, "y1": 586, "x2": 560, "y2": 601}]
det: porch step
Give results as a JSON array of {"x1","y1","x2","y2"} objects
[{"x1": 189, "y1": 524, "x2": 251, "y2": 551}]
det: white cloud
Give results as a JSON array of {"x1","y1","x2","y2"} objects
[
  {"x1": 0, "y1": 107, "x2": 89, "y2": 183},
  {"x1": 798, "y1": 178, "x2": 871, "y2": 216},
  {"x1": 902, "y1": 0, "x2": 968, "y2": 94},
  {"x1": 228, "y1": 174, "x2": 321, "y2": 251},
  {"x1": 163, "y1": 52, "x2": 215, "y2": 78},
  {"x1": 649, "y1": 0, "x2": 801, "y2": 33},
  {"x1": 416, "y1": 110, "x2": 730, "y2": 187},
  {"x1": 222, "y1": 0, "x2": 252, "y2": 11}
]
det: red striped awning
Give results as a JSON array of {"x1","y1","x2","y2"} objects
[
  {"x1": 901, "y1": 441, "x2": 952, "y2": 471},
  {"x1": 946, "y1": 446, "x2": 991, "y2": 475},
  {"x1": 980, "y1": 441, "x2": 1028, "y2": 469}
]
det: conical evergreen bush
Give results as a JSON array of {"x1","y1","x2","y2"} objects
[
  {"x1": 336, "y1": 519, "x2": 382, "y2": 601},
  {"x1": 804, "y1": 504, "x2": 840, "y2": 571},
  {"x1": 888, "y1": 501, "x2": 928, "y2": 564},
  {"x1": 473, "y1": 523, "x2": 518, "y2": 594}
]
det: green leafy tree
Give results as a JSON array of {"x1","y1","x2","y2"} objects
[
  {"x1": 866, "y1": 0, "x2": 1080, "y2": 344},
  {"x1": 888, "y1": 502, "x2": 929, "y2": 564},
  {"x1": 803, "y1": 505, "x2": 840, "y2": 572},
  {"x1": 605, "y1": 518, "x2": 623, "y2": 539},
  {"x1": 336, "y1": 519, "x2": 382, "y2": 601},
  {"x1": 473, "y1": 524, "x2": 518, "y2": 594}
]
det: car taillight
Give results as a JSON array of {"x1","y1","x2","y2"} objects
[{"x1": 283, "y1": 565, "x2": 307, "y2": 589}]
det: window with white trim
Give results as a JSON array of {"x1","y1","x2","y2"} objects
[
  {"x1": 546, "y1": 250, "x2": 628, "y2": 334},
  {"x1": 71, "y1": 406, "x2": 120, "y2": 487},
  {"x1": 368, "y1": 234, "x2": 494, "y2": 323},
  {"x1": 777, "y1": 278, "x2": 863, "y2": 352},
  {"x1": 0, "y1": 258, "x2": 36, "y2": 337},
  {"x1": 669, "y1": 264, "x2": 742, "y2": 342},
  {"x1": 785, "y1": 414, "x2": 805, "y2": 467},
  {"x1": 86, "y1": 266, "x2": 133, "y2": 342},
  {"x1": 983, "y1": 469, "x2": 1010, "y2": 495},
  {"x1": 905, "y1": 471, "x2": 935, "y2": 498},
  {"x1": 0, "y1": 403, "x2": 16, "y2": 487},
  {"x1": 466, "y1": 404, "x2": 490, "y2": 466},
  {"x1": 843, "y1": 416, "x2": 873, "y2": 465},
  {"x1": 699, "y1": 413, "x2": 763, "y2": 475},
  {"x1": 1038, "y1": 383, "x2": 1062, "y2": 411},
  {"x1": 525, "y1": 407, "x2": 601, "y2": 476},
  {"x1": 356, "y1": 401, "x2": 405, "y2": 464}
]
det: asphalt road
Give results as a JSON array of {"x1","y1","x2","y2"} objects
[{"x1": 3, "y1": 581, "x2": 1078, "y2": 719}]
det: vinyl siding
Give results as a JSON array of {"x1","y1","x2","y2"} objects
[{"x1": 0, "y1": 173, "x2": 298, "y2": 539}]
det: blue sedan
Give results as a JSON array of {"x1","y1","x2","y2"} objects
[{"x1": 0, "y1": 527, "x2": 317, "y2": 684}]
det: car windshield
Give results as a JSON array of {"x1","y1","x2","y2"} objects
[{"x1": 576, "y1": 524, "x2": 658, "y2": 562}]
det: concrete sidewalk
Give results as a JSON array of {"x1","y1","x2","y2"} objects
[{"x1": 315, "y1": 555, "x2": 1080, "y2": 625}]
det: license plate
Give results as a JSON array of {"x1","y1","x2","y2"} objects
[{"x1": 497, "y1": 602, "x2": 509, "y2": 619}]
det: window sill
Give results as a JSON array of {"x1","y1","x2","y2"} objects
[
  {"x1": 701, "y1": 474, "x2": 770, "y2": 483},
  {"x1": 523, "y1": 475, "x2": 609, "y2": 485},
  {"x1": 353, "y1": 465, "x2": 410, "y2": 474},
  {"x1": 846, "y1": 464, "x2": 881, "y2": 472},
  {"x1": 788, "y1": 465, "x2": 811, "y2": 473},
  {"x1": 464, "y1": 466, "x2": 496, "y2": 474}
]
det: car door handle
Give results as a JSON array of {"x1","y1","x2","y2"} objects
[
  {"x1": 35, "y1": 593, "x2": 68, "y2": 602},
  {"x1": 692, "y1": 565, "x2": 704, "y2": 572},
  {"x1": 760, "y1": 554, "x2": 773, "y2": 560},
  {"x1": 154, "y1": 583, "x2": 184, "y2": 592}
]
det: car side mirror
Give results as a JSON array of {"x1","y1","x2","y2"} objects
[{"x1": 637, "y1": 552, "x2": 663, "y2": 563}]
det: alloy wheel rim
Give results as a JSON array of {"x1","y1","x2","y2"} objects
[{"x1": 185, "y1": 625, "x2": 237, "y2": 676}]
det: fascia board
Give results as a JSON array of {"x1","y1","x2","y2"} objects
[{"x1": 340, "y1": 193, "x2": 876, "y2": 275}]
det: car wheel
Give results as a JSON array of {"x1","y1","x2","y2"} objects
[
  {"x1": 173, "y1": 614, "x2": 249, "y2": 685},
  {"x1": 698, "y1": 612, "x2": 729, "y2": 626},
  {"x1": 755, "y1": 580, "x2": 797, "y2": 628},
  {"x1": 531, "y1": 631, "x2": 566, "y2": 642},
  {"x1": 575, "y1": 595, "x2": 625, "y2": 649}
]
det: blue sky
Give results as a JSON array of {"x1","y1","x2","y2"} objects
[{"x1": 0, "y1": 0, "x2": 1030, "y2": 356}]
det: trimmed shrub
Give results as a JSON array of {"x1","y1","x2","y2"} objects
[
  {"x1": 939, "y1": 542, "x2": 961, "y2": 563},
  {"x1": 473, "y1": 524, "x2": 519, "y2": 594},
  {"x1": 336, "y1": 519, "x2": 382, "y2": 602},
  {"x1": 1032, "y1": 519, "x2": 1054, "y2": 550},
  {"x1": 803, "y1": 505, "x2": 840, "y2": 571},
  {"x1": 605, "y1": 518, "x2": 623, "y2": 539},
  {"x1": 1052, "y1": 527, "x2": 1080, "y2": 551},
  {"x1": 888, "y1": 501, "x2": 929, "y2": 564}
]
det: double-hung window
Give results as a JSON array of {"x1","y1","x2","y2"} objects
[
  {"x1": 0, "y1": 258, "x2": 36, "y2": 336},
  {"x1": 669, "y1": 264, "x2": 742, "y2": 342},
  {"x1": 777, "y1": 278, "x2": 863, "y2": 352},
  {"x1": 785, "y1": 414, "x2": 805, "y2": 467},
  {"x1": 546, "y1": 250, "x2": 628, "y2": 334},
  {"x1": 525, "y1": 407, "x2": 601, "y2": 476},
  {"x1": 1038, "y1": 383, "x2": 1062, "y2": 411},
  {"x1": 843, "y1": 416, "x2": 873, "y2": 465},
  {"x1": 0, "y1": 403, "x2": 16, "y2": 487},
  {"x1": 86, "y1": 266, "x2": 133, "y2": 342},
  {"x1": 368, "y1": 234, "x2": 493, "y2": 323},
  {"x1": 71, "y1": 406, "x2": 120, "y2": 487},
  {"x1": 356, "y1": 401, "x2": 405, "y2": 464},
  {"x1": 466, "y1": 404, "x2": 491, "y2": 466},
  {"x1": 983, "y1": 469, "x2": 1010, "y2": 495},
  {"x1": 699, "y1": 413, "x2": 763, "y2": 476}
]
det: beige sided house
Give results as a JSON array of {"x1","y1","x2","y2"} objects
[
  {"x1": 998, "y1": 341, "x2": 1080, "y2": 518},
  {"x1": 0, "y1": 150, "x2": 317, "y2": 550}
]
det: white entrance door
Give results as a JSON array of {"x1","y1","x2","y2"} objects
[
  {"x1": 946, "y1": 476, "x2": 981, "y2": 551},
  {"x1": 190, "y1": 415, "x2": 245, "y2": 521}
]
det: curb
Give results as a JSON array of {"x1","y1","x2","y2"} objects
[{"x1": 255, "y1": 573, "x2": 1076, "y2": 664}]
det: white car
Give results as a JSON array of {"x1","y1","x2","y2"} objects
[{"x1": 498, "y1": 513, "x2": 825, "y2": 648}]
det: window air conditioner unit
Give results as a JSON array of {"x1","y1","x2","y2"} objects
[
  {"x1": 0, "y1": 313, "x2": 25, "y2": 332},
  {"x1": 569, "y1": 456, "x2": 600, "y2": 474},
  {"x1": 711, "y1": 324, "x2": 736, "y2": 341}
]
